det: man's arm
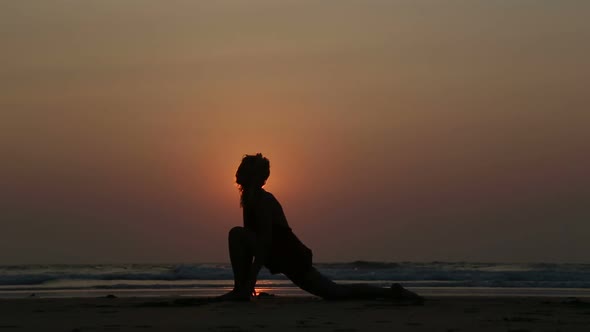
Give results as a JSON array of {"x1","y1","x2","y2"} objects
[{"x1": 246, "y1": 197, "x2": 273, "y2": 294}]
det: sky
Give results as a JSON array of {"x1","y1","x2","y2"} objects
[{"x1": 1, "y1": 0, "x2": 589, "y2": 264}]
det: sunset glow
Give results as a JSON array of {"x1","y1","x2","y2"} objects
[{"x1": 2, "y1": 0, "x2": 589, "y2": 264}]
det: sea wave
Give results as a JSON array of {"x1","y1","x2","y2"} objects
[{"x1": 1, "y1": 262, "x2": 589, "y2": 289}]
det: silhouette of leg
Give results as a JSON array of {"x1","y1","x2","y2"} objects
[
  {"x1": 218, "y1": 226, "x2": 255, "y2": 300},
  {"x1": 286, "y1": 267, "x2": 348, "y2": 299},
  {"x1": 287, "y1": 267, "x2": 422, "y2": 302}
]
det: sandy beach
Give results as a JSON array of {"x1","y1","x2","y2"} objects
[{"x1": 2, "y1": 296, "x2": 589, "y2": 331}]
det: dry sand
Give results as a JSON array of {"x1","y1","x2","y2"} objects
[{"x1": 1, "y1": 296, "x2": 590, "y2": 331}]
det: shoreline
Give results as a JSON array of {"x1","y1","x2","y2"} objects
[
  {"x1": 3, "y1": 285, "x2": 590, "y2": 299},
  {"x1": 2, "y1": 295, "x2": 590, "y2": 331}
]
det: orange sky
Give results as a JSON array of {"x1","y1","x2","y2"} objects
[{"x1": 1, "y1": 1, "x2": 589, "y2": 264}]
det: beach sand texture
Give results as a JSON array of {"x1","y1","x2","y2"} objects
[{"x1": 1, "y1": 296, "x2": 589, "y2": 331}]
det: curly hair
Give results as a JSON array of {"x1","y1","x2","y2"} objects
[{"x1": 235, "y1": 153, "x2": 270, "y2": 207}]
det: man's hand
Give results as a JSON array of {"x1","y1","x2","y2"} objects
[{"x1": 246, "y1": 260, "x2": 264, "y2": 295}]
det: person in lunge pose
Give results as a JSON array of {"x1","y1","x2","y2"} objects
[{"x1": 218, "y1": 153, "x2": 422, "y2": 302}]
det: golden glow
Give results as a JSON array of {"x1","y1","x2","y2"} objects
[{"x1": 2, "y1": 1, "x2": 590, "y2": 264}]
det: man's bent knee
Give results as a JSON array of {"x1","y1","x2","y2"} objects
[{"x1": 228, "y1": 226, "x2": 245, "y2": 241}]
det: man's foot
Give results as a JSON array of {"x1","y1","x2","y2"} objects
[
  {"x1": 390, "y1": 284, "x2": 424, "y2": 304},
  {"x1": 215, "y1": 289, "x2": 252, "y2": 302}
]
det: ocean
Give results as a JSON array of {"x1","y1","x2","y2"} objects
[{"x1": 2, "y1": 262, "x2": 589, "y2": 298}]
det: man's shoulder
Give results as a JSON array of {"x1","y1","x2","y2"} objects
[
  {"x1": 260, "y1": 190, "x2": 279, "y2": 205},
  {"x1": 259, "y1": 189, "x2": 272, "y2": 199}
]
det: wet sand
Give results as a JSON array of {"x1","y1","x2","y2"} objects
[{"x1": 2, "y1": 296, "x2": 590, "y2": 331}]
